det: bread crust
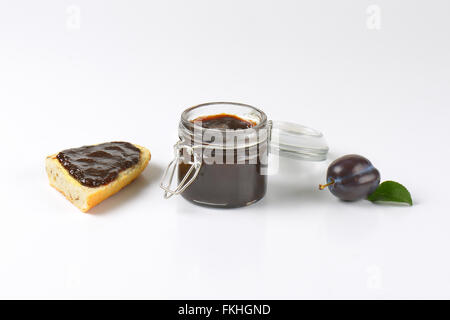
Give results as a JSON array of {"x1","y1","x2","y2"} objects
[{"x1": 46, "y1": 144, "x2": 151, "y2": 212}]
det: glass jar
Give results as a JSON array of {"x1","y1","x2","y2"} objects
[{"x1": 160, "y1": 102, "x2": 328, "y2": 208}]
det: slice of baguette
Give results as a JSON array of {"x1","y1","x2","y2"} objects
[{"x1": 46, "y1": 144, "x2": 151, "y2": 212}]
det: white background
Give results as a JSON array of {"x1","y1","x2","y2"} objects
[{"x1": 1, "y1": 0, "x2": 449, "y2": 299}]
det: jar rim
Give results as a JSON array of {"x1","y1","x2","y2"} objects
[{"x1": 181, "y1": 101, "x2": 268, "y2": 133}]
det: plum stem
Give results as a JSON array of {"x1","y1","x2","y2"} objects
[{"x1": 319, "y1": 178, "x2": 335, "y2": 190}]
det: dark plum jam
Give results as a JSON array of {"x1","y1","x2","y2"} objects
[
  {"x1": 178, "y1": 114, "x2": 267, "y2": 208},
  {"x1": 57, "y1": 142, "x2": 140, "y2": 187},
  {"x1": 192, "y1": 113, "x2": 256, "y2": 130}
]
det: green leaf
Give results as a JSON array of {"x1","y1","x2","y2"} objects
[{"x1": 367, "y1": 181, "x2": 413, "y2": 206}]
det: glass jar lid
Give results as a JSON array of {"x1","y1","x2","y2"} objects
[{"x1": 269, "y1": 121, "x2": 329, "y2": 161}]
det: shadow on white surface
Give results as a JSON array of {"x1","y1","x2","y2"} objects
[
  {"x1": 257, "y1": 156, "x2": 332, "y2": 211},
  {"x1": 88, "y1": 163, "x2": 164, "y2": 215}
]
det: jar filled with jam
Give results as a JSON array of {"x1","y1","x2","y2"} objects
[{"x1": 161, "y1": 102, "x2": 328, "y2": 208}]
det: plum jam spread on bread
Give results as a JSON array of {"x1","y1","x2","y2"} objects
[
  {"x1": 56, "y1": 142, "x2": 141, "y2": 187},
  {"x1": 46, "y1": 142, "x2": 151, "y2": 212}
]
